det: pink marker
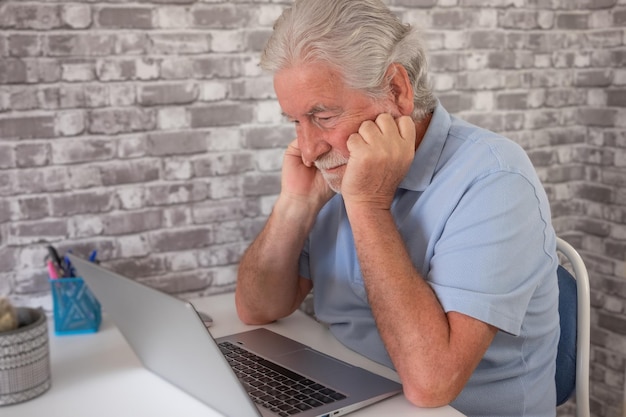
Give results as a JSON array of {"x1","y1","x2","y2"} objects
[{"x1": 47, "y1": 260, "x2": 60, "y2": 279}]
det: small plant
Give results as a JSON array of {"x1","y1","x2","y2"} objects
[{"x1": 0, "y1": 297, "x2": 18, "y2": 332}]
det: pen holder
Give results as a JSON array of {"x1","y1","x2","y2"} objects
[
  {"x1": 49, "y1": 278, "x2": 101, "y2": 335},
  {"x1": 0, "y1": 307, "x2": 51, "y2": 406}
]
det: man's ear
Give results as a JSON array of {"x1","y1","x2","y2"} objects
[{"x1": 385, "y1": 63, "x2": 414, "y2": 116}]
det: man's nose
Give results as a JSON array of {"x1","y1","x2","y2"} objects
[{"x1": 297, "y1": 122, "x2": 330, "y2": 167}]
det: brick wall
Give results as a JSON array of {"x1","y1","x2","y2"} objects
[{"x1": 0, "y1": 1, "x2": 624, "y2": 416}]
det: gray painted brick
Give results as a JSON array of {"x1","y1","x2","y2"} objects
[
  {"x1": 51, "y1": 138, "x2": 115, "y2": 164},
  {"x1": 25, "y1": 58, "x2": 62, "y2": 84},
  {"x1": 439, "y1": 93, "x2": 474, "y2": 113},
  {"x1": 10, "y1": 88, "x2": 39, "y2": 111},
  {"x1": 0, "y1": 200, "x2": 10, "y2": 224},
  {"x1": 149, "y1": 33, "x2": 211, "y2": 55},
  {"x1": 15, "y1": 143, "x2": 49, "y2": 167},
  {"x1": 60, "y1": 60, "x2": 96, "y2": 82},
  {"x1": 196, "y1": 242, "x2": 247, "y2": 268},
  {"x1": 62, "y1": 4, "x2": 92, "y2": 29},
  {"x1": 575, "y1": 218, "x2": 613, "y2": 237},
  {"x1": 487, "y1": 51, "x2": 535, "y2": 69},
  {"x1": 391, "y1": 0, "x2": 437, "y2": 6},
  {"x1": 100, "y1": 160, "x2": 160, "y2": 186},
  {"x1": 614, "y1": 9, "x2": 626, "y2": 25},
  {"x1": 430, "y1": 52, "x2": 460, "y2": 72},
  {"x1": 193, "y1": 152, "x2": 255, "y2": 177},
  {"x1": 46, "y1": 34, "x2": 116, "y2": 57},
  {"x1": 577, "y1": 107, "x2": 618, "y2": 127},
  {"x1": 56, "y1": 110, "x2": 86, "y2": 137},
  {"x1": 102, "y1": 210, "x2": 162, "y2": 235},
  {"x1": 0, "y1": 114, "x2": 55, "y2": 139},
  {"x1": 432, "y1": 9, "x2": 481, "y2": 29},
  {"x1": 147, "y1": 131, "x2": 207, "y2": 156},
  {"x1": 192, "y1": 199, "x2": 247, "y2": 224},
  {"x1": 111, "y1": 256, "x2": 168, "y2": 278},
  {"x1": 16, "y1": 196, "x2": 50, "y2": 221},
  {"x1": 243, "y1": 125, "x2": 293, "y2": 149},
  {"x1": 0, "y1": 59, "x2": 28, "y2": 84},
  {"x1": 607, "y1": 89, "x2": 626, "y2": 107},
  {"x1": 137, "y1": 0, "x2": 196, "y2": 3},
  {"x1": 139, "y1": 83, "x2": 198, "y2": 106},
  {"x1": 242, "y1": 173, "x2": 280, "y2": 197},
  {"x1": 50, "y1": 191, "x2": 113, "y2": 216},
  {"x1": 467, "y1": 31, "x2": 502, "y2": 49},
  {"x1": 16, "y1": 166, "x2": 71, "y2": 194},
  {"x1": 499, "y1": 10, "x2": 544, "y2": 29},
  {"x1": 189, "y1": 103, "x2": 254, "y2": 128},
  {"x1": 89, "y1": 108, "x2": 156, "y2": 134},
  {"x1": 9, "y1": 34, "x2": 41, "y2": 57},
  {"x1": 575, "y1": 69, "x2": 614, "y2": 87},
  {"x1": 244, "y1": 29, "x2": 273, "y2": 53},
  {"x1": 117, "y1": 33, "x2": 151, "y2": 56},
  {"x1": 192, "y1": 5, "x2": 252, "y2": 29},
  {"x1": 160, "y1": 57, "x2": 193, "y2": 80},
  {"x1": 576, "y1": 183, "x2": 614, "y2": 203},
  {"x1": 97, "y1": 7, "x2": 153, "y2": 29},
  {"x1": 0, "y1": 247, "x2": 17, "y2": 273},
  {"x1": 527, "y1": 149, "x2": 558, "y2": 166},
  {"x1": 545, "y1": 89, "x2": 588, "y2": 107},
  {"x1": 162, "y1": 206, "x2": 191, "y2": 228},
  {"x1": 8, "y1": 219, "x2": 67, "y2": 245},
  {"x1": 156, "y1": 6, "x2": 189, "y2": 29},
  {"x1": 555, "y1": 12, "x2": 590, "y2": 29},
  {"x1": 145, "y1": 182, "x2": 208, "y2": 206},
  {"x1": 193, "y1": 56, "x2": 245, "y2": 79},
  {"x1": 496, "y1": 92, "x2": 529, "y2": 110},
  {"x1": 229, "y1": 78, "x2": 275, "y2": 100},
  {"x1": 96, "y1": 59, "x2": 137, "y2": 81},
  {"x1": 586, "y1": 29, "x2": 622, "y2": 49},
  {"x1": 163, "y1": 159, "x2": 192, "y2": 180},
  {"x1": 0, "y1": 3, "x2": 62, "y2": 30},
  {"x1": 599, "y1": 311, "x2": 626, "y2": 335},
  {"x1": 0, "y1": 145, "x2": 15, "y2": 168},
  {"x1": 149, "y1": 227, "x2": 213, "y2": 252}
]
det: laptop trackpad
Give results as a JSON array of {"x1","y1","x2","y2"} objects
[{"x1": 277, "y1": 348, "x2": 354, "y2": 380}]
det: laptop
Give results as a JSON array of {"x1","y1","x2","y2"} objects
[{"x1": 68, "y1": 254, "x2": 402, "y2": 417}]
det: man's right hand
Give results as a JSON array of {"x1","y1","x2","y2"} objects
[{"x1": 281, "y1": 139, "x2": 335, "y2": 209}]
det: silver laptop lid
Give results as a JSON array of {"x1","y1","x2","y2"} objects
[{"x1": 68, "y1": 253, "x2": 260, "y2": 417}]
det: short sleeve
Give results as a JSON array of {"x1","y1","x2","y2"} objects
[{"x1": 428, "y1": 170, "x2": 553, "y2": 335}]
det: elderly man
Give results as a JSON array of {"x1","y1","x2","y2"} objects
[{"x1": 236, "y1": 1, "x2": 560, "y2": 416}]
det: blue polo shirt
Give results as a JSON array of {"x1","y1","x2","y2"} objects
[{"x1": 299, "y1": 103, "x2": 560, "y2": 417}]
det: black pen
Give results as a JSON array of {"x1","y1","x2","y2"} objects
[{"x1": 47, "y1": 245, "x2": 66, "y2": 276}]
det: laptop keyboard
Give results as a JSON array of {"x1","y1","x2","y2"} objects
[{"x1": 219, "y1": 341, "x2": 347, "y2": 416}]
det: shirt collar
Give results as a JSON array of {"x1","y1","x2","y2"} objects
[{"x1": 399, "y1": 101, "x2": 451, "y2": 192}]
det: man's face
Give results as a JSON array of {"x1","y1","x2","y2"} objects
[{"x1": 274, "y1": 62, "x2": 395, "y2": 193}]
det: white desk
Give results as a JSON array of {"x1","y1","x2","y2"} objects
[{"x1": 2, "y1": 292, "x2": 464, "y2": 417}]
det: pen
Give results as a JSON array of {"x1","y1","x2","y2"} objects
[
  {"x1": 88, "y1": 250, "x2": 98, "y2": 263},
  {"x1": 47, "y1": 245, "x2": 65, "y2": 276},
  {"x1": 63, "y1": 255, "x2": 76, "y2": 277},
  {"x1": 47, "y1": 260, "x2": 60, "y2": 280}
]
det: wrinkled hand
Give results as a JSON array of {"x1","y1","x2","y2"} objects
[
  {"x1": 342, "y1": 114, "x2": 416, "y2": 210},
  {"x1": 281, "y1": 139, "x2": 335, "y2": 208}
]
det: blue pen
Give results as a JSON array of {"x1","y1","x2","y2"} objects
[
  {"x1": 63, "y1": 254, "x2": 76, "y2": 277},
  {"x1": 88, "y1": 250, "x2": 98, "y2": 263}
]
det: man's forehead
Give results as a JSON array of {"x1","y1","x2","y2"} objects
[{"x1": 281, "y1": 104, "x2": 343, "y2": 119}]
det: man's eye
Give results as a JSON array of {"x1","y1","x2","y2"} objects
[{"x1": 315, "y1": 115, "x2": 335, "y2": 124}]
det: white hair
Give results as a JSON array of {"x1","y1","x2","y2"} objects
[{"x1": 260, "y1": 0, "x2": 437, "y2": 121}]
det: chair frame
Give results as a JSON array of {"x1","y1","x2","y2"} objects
[{"x1": 556, "y1": 237, "x2": 591, "y2": 417}]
